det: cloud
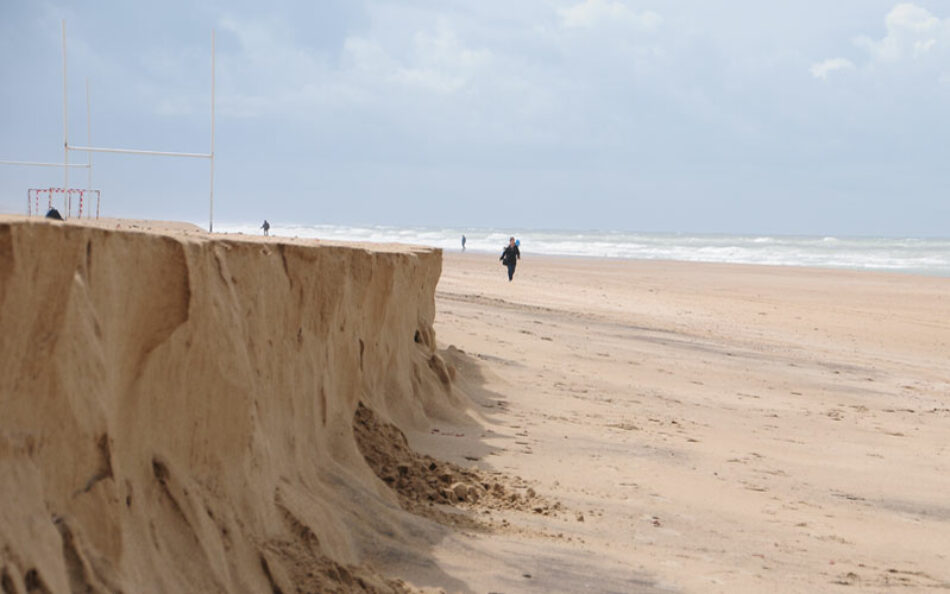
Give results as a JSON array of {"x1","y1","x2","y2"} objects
[
  {"x1": 388, "y1": 21, "x2": 492, "y2": 94},
  {"x1": 853, "y1": 3, "x2": 949, "y2": 63},
  {"x1": 811, "y1": 3, "x2": 950, "y2": 80},
  {"x1": 216, "y1": 11, "x2": 494, "y2": 117},
  {"x1": 810, "y1": 57, "x2": 855, "y2": 79},
  {"x1": 558, "y1": 0, "x2": 661, "y2": 31},
  {"x1": 58, "y1": 0, "x2": 669, "y2": 157}
]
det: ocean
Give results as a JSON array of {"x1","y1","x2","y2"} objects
[{"x1": 217, "y1": 223, "x2": 950, "y2": 278}]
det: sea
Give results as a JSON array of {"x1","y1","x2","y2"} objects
[{"x1": 217, "y1": 223, "x2": 950, "y2": 278}]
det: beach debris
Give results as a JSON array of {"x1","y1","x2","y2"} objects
[
  {"x1": 451, "y1": 482, "x2": 471, "y2": 501},
  {"x1": 832, "y1": 572, "x2": 861, "y2": 586}
]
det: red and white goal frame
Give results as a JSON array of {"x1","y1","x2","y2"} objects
[{"x1": 28, "y1": 188, "x2": 101, "y2": 219}]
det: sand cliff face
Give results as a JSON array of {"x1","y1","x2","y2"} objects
[{"x1": 0, "y1": 219, "x2": 461, "y2": 593}]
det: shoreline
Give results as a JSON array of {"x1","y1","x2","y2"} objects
[
  {"x1": 214, "y1": 220, "x2": 950, "y2": 279},
  {"x1": 444, "y1": 248, "x2": 950, "y2": 280}
]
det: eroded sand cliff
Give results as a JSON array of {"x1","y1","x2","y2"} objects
[{"x1": 0, "y1": 218, "x2": 465, "y2": 593}]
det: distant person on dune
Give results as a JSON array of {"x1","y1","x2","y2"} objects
[
  {"x1": 500, "y1": 236, "x2": 521, "y2": 281},
  {"x1": 462, "y1": 234, "x2": 466, "y2": 251},
  {"x1": 45, "y1": 207, "x2": 63, "y2": 221},
  {"x1": 261, "y1": 220, "x2": 270, "y2": 236}
]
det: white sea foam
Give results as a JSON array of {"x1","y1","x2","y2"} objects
[{"x1": 217, "y1": 222, "x2": 950, "y2": 277}]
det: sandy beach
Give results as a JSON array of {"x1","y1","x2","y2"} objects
[
  {"x1": 418, "y1": 251, "x2": 950, "y2": 592},
  {"x1": 2, "y1": 217, "x2": 949, "y2": 593}
]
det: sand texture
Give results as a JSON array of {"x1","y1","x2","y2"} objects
[
  {"x1": 0, "y1": 216, "x2": 471, "y2": 593},
  {"x1": 2, "y1": 216, "x2": 950, "y2": 593},
  {"x1": 426, "y1": 252, "x2": 950, "y2": 592}
]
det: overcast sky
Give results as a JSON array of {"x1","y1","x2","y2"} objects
[{"x1": 1, "y1": 1, "x2": 948, "y2": 235}]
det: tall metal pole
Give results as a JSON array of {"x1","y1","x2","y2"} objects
[
  {"x1": 62, "y1": 20, "x2": 69, "y2": 217},
  {"x1": 209, "y1": 29, "x2": 215, "y2": 233},
  {"x1": 86, "y1": 78, "x2": 92, "y2": 202}
]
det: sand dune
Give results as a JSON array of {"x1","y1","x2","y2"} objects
[{"x1": 0, "y1": 217, "x2": 471, "y2": 593}]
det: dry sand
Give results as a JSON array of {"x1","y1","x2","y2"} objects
[
  {"x1": 420, "y1": 252, "x2": 950, "y2": 593},
  {"x1": 0, "y1": 216, "x2": 465, "y2": 593},
  {"x1": 2, "y1": 216, "x2": 949, "y2": 593}
]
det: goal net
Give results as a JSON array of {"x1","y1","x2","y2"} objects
[{"x1": 28, "y1": 188, "x2": 101, "y2": 219}]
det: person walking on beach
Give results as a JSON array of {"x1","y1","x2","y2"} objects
[
  {"x1": 500, "y1": 236, "x2": 521, "y2": 281},
  {"x1": 261, "y1": 220, "x2": 270, "y2": 236},
  {"x1": 462, "y1": 235, "x2": 467, "y2": 251}
]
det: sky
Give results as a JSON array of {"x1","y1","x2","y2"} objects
[{"x1": 1, "y1": 0, "x2": 949, "y2": 236}]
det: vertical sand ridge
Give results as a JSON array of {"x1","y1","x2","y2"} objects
[{"x1": 0, "y1": 219, "x2": 465, "y2": 593}]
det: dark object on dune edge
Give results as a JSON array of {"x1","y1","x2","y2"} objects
[{"x1": 45, "y1": 207, "x2": 63, "y2": 220}]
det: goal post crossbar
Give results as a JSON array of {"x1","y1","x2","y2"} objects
[
  {"x1": 66, "y1": 145, "x2": 211, "y2": 159},
  {"x1": 0, "y1": 160, "x2": 90, "y2": 168}
]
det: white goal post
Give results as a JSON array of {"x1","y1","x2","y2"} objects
[{"x1": 61, "y1": 20, "x2": 217, "y2": 231}]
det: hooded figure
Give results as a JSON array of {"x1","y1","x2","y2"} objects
[{"x1": 500, "y1": 236, "x2": 521, "y2": 281}]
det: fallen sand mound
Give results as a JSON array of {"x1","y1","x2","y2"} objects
[
  {"x1": 354, "y1": 402, "x2": 562, "y2": 530},
  {"x1": 0, "y1": 218, "x2": 469, "y2": 593}
]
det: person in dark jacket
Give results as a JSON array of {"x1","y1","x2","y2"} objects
[{"x1": 500, "y1": 236, "x2": 521, "y2": 281}]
